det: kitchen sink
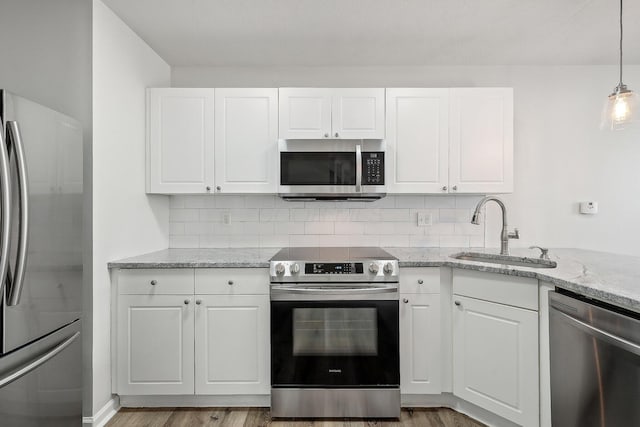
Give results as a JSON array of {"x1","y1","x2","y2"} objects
[{"x1": 450, "y1": 252, "x2": 557, "y2": 269}]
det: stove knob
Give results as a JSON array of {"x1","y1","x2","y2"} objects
[
  {"x1": 290, "y1": 263, "x2": 300, "y2": 274},
  {"x1": 383, "y1": 262, "x2": 394, "y2": 274},
  {"x1": 275, "y1": 263, "x2": 286, "y2": 275},
  {"x1": 369, "y1": 263, "x2": 379, "y2": 274}
]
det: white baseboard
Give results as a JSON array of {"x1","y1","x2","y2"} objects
[{"x1": 82, "y1": 396, "x2": 121, "y2": 427}]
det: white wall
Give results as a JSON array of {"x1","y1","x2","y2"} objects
[
  {"x1": 172, "y1": 65, "x2": 640, "y2": 256},
  {"x1": 92, "y1": 0, "x2": 170, "y2": 417}
]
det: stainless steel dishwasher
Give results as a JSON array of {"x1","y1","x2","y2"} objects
[{"x1": 549, "y1": 291, "x2": 640, "y2": 427}]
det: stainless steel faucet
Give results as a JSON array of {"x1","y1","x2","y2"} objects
[{"x1": 471, "y1": 196, "x2": 519, "y2": 256}]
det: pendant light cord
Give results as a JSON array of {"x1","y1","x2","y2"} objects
[{"x1": 619, "y1": 0, "x2": 623, "y2": 86}]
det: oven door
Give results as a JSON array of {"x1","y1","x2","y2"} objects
[{"x1": 271, "y1": 287, "x2": 399, "y2": 388}]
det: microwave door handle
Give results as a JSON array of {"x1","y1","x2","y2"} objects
[
  {"x1": 0, "y1": 128, "x2": 12, "y2": 297},
  {"x1": 355, "y1": 144, "x2": 362, "y2": 193},
  {"x1": 6, "y1": 121, "x2": 29, "y2": 306}
]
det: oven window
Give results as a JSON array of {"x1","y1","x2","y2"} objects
[
  {"x1": 292, "y1": 307, "x2": 378, "y2": 356},
  {"x1": 280, "y1": 152, "x2": 356, "y2": 185}
]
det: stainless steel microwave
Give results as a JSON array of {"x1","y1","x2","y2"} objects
[{"x1": 278, "y1": 140, "x2": 386, "y2": 201}]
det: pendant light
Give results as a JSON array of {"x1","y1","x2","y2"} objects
[{"x1": 601, "y1": 0, "x2": 638, "y2": 130}]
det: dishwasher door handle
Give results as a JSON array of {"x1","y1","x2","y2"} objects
[{"x1": 556, "y1": 310, "x2": 640, "y2": 356}]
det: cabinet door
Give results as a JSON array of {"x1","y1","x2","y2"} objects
[
  {"x1": 453, "y1": 295, "x2": 538, "y2": 427},
  {"x1": 194, "y1": 295, "x2": 269, "y2": 395},
  {"x1": 449, "y1": 88, "x2": 513, "y2": 193},
  {"x1": 400, "y1": 293, "x2": 441, "y2": 394},
  {"x1": 147, "y1": 88, "x2": 214, "y2": 193},
  {"x1": 214, "y1": 88, "x2": 278, "y2": 193},
  {"x1": 386, "y1": 89, "x2": 449, "y2": 193},
  {"x1": 332, "y1": 88, "x2": 385, "y2": 139},
  {"x1": 278, "y1": 88, "x2": 331, "y2": 139},
  {"x1": 116, "y1": 295, "x2": 194, "y2": 395}
]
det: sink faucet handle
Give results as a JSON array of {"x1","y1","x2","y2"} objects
[
  {"x1": 508, "y1": 228, "x2": 520, "y2": 240},
  {"x1": 529, "y1": 245, "x2": 549, "y2": 260}
]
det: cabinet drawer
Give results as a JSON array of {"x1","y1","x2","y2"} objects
[
  {"x1": 195, "y1": 268, "x2": 269, "y2": 295},
  {"x1": 452, "y1": 269, "x2": 538, "y2": 311},
  {"x1": 400, "y1": 268, "x2": 440, "y2": 294},
  {"x1": 118, "y1": 269, "x2": 194, "y2": 295}
]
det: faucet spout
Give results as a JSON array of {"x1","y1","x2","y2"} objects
[{"x1": 471, "y1": 196, "x2": 519, "y2": 256}]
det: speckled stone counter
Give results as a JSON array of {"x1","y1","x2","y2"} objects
[
  {"x1": 107, "y1": 248, "x2": 278, "y2": 269},
  {"x1": 109, "y1": 247, "x2": 640, "y2": 314}
]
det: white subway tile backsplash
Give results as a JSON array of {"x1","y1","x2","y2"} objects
[
  {"x1": 364, "y1": 222, "x2": 395, "y2": 235},
  {"x1": 260, "y1": 208, "x2": 290, "y2": 222},
  {"x1": 169, "y1": 195, "x2": 484, "y2": 249},
  {"x1": 395, "y1": 195, "x2": 424, "y2": 208},
  {"x1": 170, "y1": 209, "x2": 199, "y2": 222},
  {"x1": 334, "y1": 222, "x2": 365, "y2": 235},
  {"x1": 291, "y1": 208, "x2": 320, "y2": 222},
  {"x1": 304, "y1": 222, "x2": 334, "y2": 235},
  {"x1": 379, "y1": 235, "x2": 410, "y2": 247},
  {"x1": 214, "y1": 195, "x2": 246, "y2": 208}
]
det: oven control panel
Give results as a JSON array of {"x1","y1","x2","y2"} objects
[{"x1": 305, "y1": 263, "x2": 364, "y2": 275}]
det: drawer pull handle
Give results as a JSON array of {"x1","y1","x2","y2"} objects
[
  {"x1": 454, "y1": 301, "x2": 461, "y2": 306},
  {"x1": 418, "y1": 279, "x2": 423, "y2": 284},
  {"x1": 150, "y1": 280, "x2": 157, "y2": 286},
  {"x1": 184, "y1": 299, "x2": 190, "y2": 305},
  {"x1": 228, "y1": 280, "x2": 234, "y2": 286},
  {"x1": 196, "y1": 299, "x2": 202, "y2": 305}
]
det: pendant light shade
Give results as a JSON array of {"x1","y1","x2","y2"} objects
[{"x1": 601, "y1": 0, "x2": 638, "y2": 130}]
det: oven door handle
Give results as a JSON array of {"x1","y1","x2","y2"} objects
[{"x1": 271, "y1": 285, "x2": 398, "y2": 296}]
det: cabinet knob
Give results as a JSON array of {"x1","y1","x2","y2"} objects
[
  {"x1": 184, "y1": 299, "x2": 190, "y2": 305},
  {"x1": 228, "y1": 280, "x2": 234, "y2": 286},
  {"x1": 403, "y1": 298, "x2": 409, "y2": 304},
  {"x1": 206, "y1": 186, "x2": 211, "y2": 191},
  {"x1": 418, "y1": 279, "x2": 423, "y2": 284},
  {"x1": 335, "y1": 132, "x2": 339, "y2": 138},
  {"x1": 196, "y1": 299, "x2": 202, "y2": 305},
  {"x1": 324, "y1": 133, "x2": 329, "y2": 138},
  {"x1": 452, "y1": 185, "x2": 458, "y2": 191},
  {"x1": 150, "y1": 280, "x2": 157, "y2": 286},
  {"x1": 216, "y1": 186, "x2": 222, "y2": 191},
  {"x1": 454, "y1": 300, "x2": 461, "y2": 306},
  {"x1": 442, "y1": 186, "x2": 447, "y2": 191}
]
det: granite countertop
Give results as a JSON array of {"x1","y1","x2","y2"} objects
[{"x1": 109, "y1": 247, "x2": 640, "y2": 314}]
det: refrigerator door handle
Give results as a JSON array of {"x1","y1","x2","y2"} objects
[
  {"x1": 0, "y1": 127, "x2": 12, "y2": 297},
  {"x1": 0, "y1": 331, "x2": 79, "y2": 388},
  {"x1": 6, "y1": 121, "x2": 29, "y2": 306}
]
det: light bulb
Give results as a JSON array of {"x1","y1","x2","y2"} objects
[{"x1": 601, "y1": 88, "x2": 639, "y2": 130}]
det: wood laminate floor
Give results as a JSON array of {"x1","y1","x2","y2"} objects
[{"x1": 106, "y1": 407, "x2": 486, "y2": 427}]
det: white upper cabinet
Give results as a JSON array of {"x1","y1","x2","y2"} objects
[
  {"x1": 386, "y1": 89, "x2": 449, "y2": 193},
  {"x1": 278, "y1": 88, "x2": 332, "y2": 139},
  {"x1": 147, "y1": 88, "x2": 215, "y2": 194},
  {"x1": 331, "y1": 88, "x2": 385, "y2": 139},
  {"x1": 449, "y1": 88, "x2": 513, "y2": 193},
  {"x1": 387, "y1": 87, "x2": 513, "y2": 194},
  {"x1": 214, "y1": 88, "x2": 278, "y2": 193},
  {"x1": 279, "y1": 88, "x2": 385, "y2": 139}
]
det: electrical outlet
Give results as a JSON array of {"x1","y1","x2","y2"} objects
[{"x1": 417, "y1": 212, "x2": 432, "y2": 226}]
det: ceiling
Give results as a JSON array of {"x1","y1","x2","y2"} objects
[{"x1": 101, "y1": 0, "x2": 640, "y2": 67}]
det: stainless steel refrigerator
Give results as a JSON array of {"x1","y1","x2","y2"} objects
[{"x1": 0, "y1": 90, "x2": 82, "y2": 426}]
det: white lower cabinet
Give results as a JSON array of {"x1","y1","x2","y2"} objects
[
  {"x1": 114, "y1": 268, "x2": 270, "y2": 397},
  {"x1": 194, "y1": 294, "x2": 270, "y2": 395},
  {"x1": 116, "y1": 294, "x2": 195, "y2": 395},
  {"x1": 452, "y1": 293, "x2": 539, "y2": 427},
  {"x1": 400, "y1": 293, "x2": 441, "y2": 394}
]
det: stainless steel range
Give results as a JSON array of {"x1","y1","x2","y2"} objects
[{"x1": 269, "y1": 247, "x2": 400, "y2": 419}]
